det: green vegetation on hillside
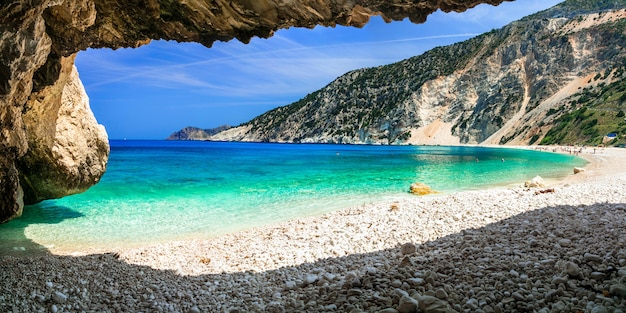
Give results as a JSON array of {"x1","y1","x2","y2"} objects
[
  {"x1": 528, "y1": 0, "x2": 626, "y2": 19},
  {"x1": 241, "y1": 31, "x2": 491, "y2": 142},
  {"x1": 540, "y1": 66, "x2": 626, "y2": 146}
]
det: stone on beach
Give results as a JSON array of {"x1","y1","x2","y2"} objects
[
  {"x1": 564, "y1": 261, "x2": 582, "y2": 278},
  {"x1": 584, "y1": 252, "x2": 603, "y2": 263},
  {"x1": 524, "y1": 175, "x2": 546, "y2": 188},
  {"x1": 400, "y1": 242, "x2": 417, "y2": 255},
  {"x1": 51, "y1": 291, "x2": 67, "y2": 304},
  {"x1": 610, "y1": 284, "x2": 626, "y2": 298},
  {"x1": 417, "y1": 294, "x2": 457, "y2": 313},
  {"x1": 303, "y1": 274, "x2": 318, "y2": 285},
  {"x1": 397, "y1": 295, "x2": 419, "y2": 313},
  {"x1": 409, "y1": 182, "x2": 435, "y2": 195},
  {"x1": 574, "y1": 167, "x2": 586, "y2": 174}
]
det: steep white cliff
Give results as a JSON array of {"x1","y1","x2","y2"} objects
[{"x1": 211, "y1": 6, "x2": 626, "y2": 146}]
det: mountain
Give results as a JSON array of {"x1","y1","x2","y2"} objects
[
  {"x1": 167, "y1": 125, "x2": 231, "y2": 140},
  {"x1": 211, "y1": 0, "x2": 626, "y2": 146}
]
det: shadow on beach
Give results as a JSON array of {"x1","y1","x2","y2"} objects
[
  {"x1": 0, "y1": 203, "x2": 84, "y2": 257},
  {"x1": 1, "y1": 199, "x2": 625, "y2": 312}
]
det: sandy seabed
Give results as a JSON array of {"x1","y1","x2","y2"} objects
[{"x1": 2, "y1": 147, "x2": 626, "y2": 313}]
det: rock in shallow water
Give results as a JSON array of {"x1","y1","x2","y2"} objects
[
  {"x1": 524, "y1": 176, "x2": 546, "y2": 188},
  {"x1": 410, "y1": 182, "x2": 436, "y2": 195}
]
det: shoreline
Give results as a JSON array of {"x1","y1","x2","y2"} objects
[
  {"x1": 1, "y1": 145, "x2": 618, "y2": 259},
  {"x1": 115, "y1": 146, "x2": 623, "y2": 272},
  {"x1": 42, "y1": 144, "x2": 588, "y2": 256},
  {"x1": 2, "y1": 146, "x2": 625, "y2": 312},
  {"x1": 2, "y1": 143, "x2": 585, "y2": 257}
]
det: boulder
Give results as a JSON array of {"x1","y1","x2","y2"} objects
[
  {"x1": 410, "y1": 182, "x2": 436, "y2": 195},
  {"x1": 524, "y1": 176, "x2": 546, "y2": 188},
  {"x1": 18, "y1": 55, "x2": 109, "y2": 204},
  {"x1": 573, "y1": 167, "x2": 585, "y2": 174}
]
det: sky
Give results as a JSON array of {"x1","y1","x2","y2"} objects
[{"x1": 75, "y1": 0, "x2": 563, "y2": 140}]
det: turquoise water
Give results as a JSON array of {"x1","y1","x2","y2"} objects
[{"x1": 0, "y1": 141, "x2": 586, "y2": 255}]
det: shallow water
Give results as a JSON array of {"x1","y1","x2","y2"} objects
[{"x1": 0, "y1": 141, "x2": 586, "y2": 255}]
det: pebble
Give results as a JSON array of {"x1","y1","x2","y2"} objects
[
  {"x1": 590, "y1": 272, "x2": 606, "y2": 281},
  {"x1": 399, "y1": 256, "x2": 412, "y2": 267},
  {"x1": 304, "y1": 274, "x2": 318, "y2": 285},
  {"x1": 324, "y1": 304, "x2": 337, "y2": 310},
  {"x1": 591, "y1": 306, "x2": 608, "y2": 313},
  {"x1": 511, "y1": 291, "x2": 525, "y2": 301},
  {"x1": 558, "y1": 239, "x2": 572, "y2": 247},
  {"x1": 418, "y1": 295, "x2": 455, "y2": 313},
  {"x1": 51, "y1": 291, "x2": 67, "y2": 304},
  {"x1": 400, "y1": 242, "x2": 417, "y2": 255},
  {"x1": 265, "y1": 301, "x2": 285, "y2": 313},
  {"x1": 584, "y1": 253, "x2": 603, "y2": 263},
  {"x1": 407, "y1": 278, "x2": 425, "y2": 286},
  {"x1": 564, "y1": 261, "x2": 582, "y2": 278},
  {"x1": 397, "y1": 295, "x2": 419, "y2": 313},
  {"x1": 610, "y1": 284, "x2": 626, "y2": 298},
  {"x1": 466, "y1": 298, "x2": 479, "y2": 310},
  {"x1": 435, "y1": 288, "x2": 448, "y2": 299}
]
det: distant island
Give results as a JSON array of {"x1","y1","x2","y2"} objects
[{"x1": 166, "y1": 125, "x2": 231, "y2": 140}]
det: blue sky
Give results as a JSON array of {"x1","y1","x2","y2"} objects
[{"x1": 75, "y1": 0, "x2": 563, "y2": 140}]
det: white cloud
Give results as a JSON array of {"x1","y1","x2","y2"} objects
[{"x1": 77, "y1": 31, "x2": 478, "y2": 100}]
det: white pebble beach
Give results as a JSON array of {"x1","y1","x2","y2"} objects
[{"x1": 2, "y1": 146, "x2": 626, "y2": 313}]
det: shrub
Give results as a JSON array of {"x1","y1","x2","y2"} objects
[{"x1": 529, "y1": 134, "x2": 541, "y2": 145}]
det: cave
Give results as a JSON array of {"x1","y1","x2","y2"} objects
[{"x1": 0, "y1": 0, "x2": 507, "y2": 222}]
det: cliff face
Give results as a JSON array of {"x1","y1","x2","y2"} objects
[
  {"x1": 212, "y1": 1, "x2": 626, "y2": 146},
  {"x1": 0, "y1": 0, "x2": 506, "y2": 222},
  {"x1": 19, "y1": 54, "x2": 109, "y2": 204}
]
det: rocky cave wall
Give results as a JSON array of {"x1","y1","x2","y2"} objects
[{"x1": 0, "y1": 0, "x2": 506, "y2": 223}]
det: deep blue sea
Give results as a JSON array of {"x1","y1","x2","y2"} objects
[{"x1": 0, "y1": 141, "x2": 586, "y2": 255}]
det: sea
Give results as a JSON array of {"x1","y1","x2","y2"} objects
[{"x1": 0, "y1": 141, "x2": 587, "y2": 255}]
